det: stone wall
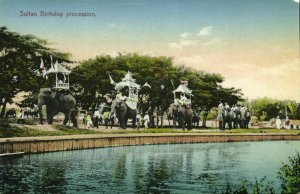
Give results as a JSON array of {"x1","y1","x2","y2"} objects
[{"x1": 0, "y1": 133, "x2": 299, "y2": 154}]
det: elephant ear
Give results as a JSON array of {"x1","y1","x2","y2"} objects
[{"x1": 39, "y1": 88, "x2": 52, "y2": 98}]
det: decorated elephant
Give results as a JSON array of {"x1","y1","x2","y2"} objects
[
  {"x1": 115, "y1": 101, "x2": 137, "y2": 129},
  {"x1": 167, "y1": 103, "x2": 193, "y2": 130},
  {"x1": 38, "y1": 88, "x2": 77, "y2": 126}
]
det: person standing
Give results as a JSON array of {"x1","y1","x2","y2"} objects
[
  {"x1": 217, "y1": 101, "x2": 223, "y2": 129},
  {"x1": 144, "y1": 113, "x2": 150, "y2": 129},
  {"x1": 276, "y1": 116, "x2": 281, "y2": 129},
  {"x1": 94, "y1": 115, "x2": 99, "y2": 128},
  {"x1": 285, "y1": 116, "x2": 290, "y2": 130},
  {"x1": 86, "y1": 113, "x2": 93, "y2": 129},
  {"x1": 103, "y1": 110, "x2": 110, "y2": 129},
  {"x1": 136, "y1": 112, "x2": 141, "y2": 130}
]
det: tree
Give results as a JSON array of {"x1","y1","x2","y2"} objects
[
  {"x1": 71, "y1": 53, "x2": 177, "y2": 111},
  {"x1": 71, "y1": 53, "x2": 244, "y2": 129},
  {"x1": 278, "y1": 153, "x2": 300, "y2": 194},
  {"x1": 0, "y1": 26, "x2": 70, "y2": 117},
  {"x1": 286, "y1": 100, "x2": 299, "y2": 119},
  {"x1": 249, "y1": 98, "x2": 283, "y2": 121}
]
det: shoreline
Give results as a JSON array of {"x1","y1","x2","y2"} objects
[{"x1": 1, "y1": 133, "x2": 299, "y2": 155}]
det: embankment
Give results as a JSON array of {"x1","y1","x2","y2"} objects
[{"x1": 1, "y1": 133, "x2": 300, "y2": 155}]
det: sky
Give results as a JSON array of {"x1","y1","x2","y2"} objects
[{"x1": 1, "y1": 0, "x2": 299, "y2": 101}]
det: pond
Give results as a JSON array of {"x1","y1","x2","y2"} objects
[{"x1": 0, "y1": 140, "x2": 299, "y2": 193}]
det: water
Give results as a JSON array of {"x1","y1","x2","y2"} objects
[{"x1": 0, "y1": 141, "x2": 299, "y2": 193}]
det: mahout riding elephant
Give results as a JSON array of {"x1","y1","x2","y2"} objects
[
  {"x1": 115, "y1": 101, "x2": 137, "y2": 129},
  {"x1": 167, "y1": 103, "x2": 193, "y2": 130},
  {"x1": 38, "y1": 88, "x2": 77, "y2": 126},
  {"x1": 5, "y1": 108, "x2": 16, "y2": 118},
  {"x1": 220, "y1": 108, "x2": 234, "y2": 130}
]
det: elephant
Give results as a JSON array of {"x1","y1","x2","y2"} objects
[
  {"x1": 115, "y1": 101, "x2": 137, "y2": 129},
  {"x1": 167, "y1": 103, "x2": 193, "y2": 130},
  {"x1": 242, "y1": 110, "x2": 251, "y2": 129},
  {"x1": 220, "y1": 108, "x2": 234, "y2": 130},
  {"x1": 232, "y1": 109, "x2": 241, "y2": 128},
  {"x1": 38, "y1": 88, "x2": 77, "y2": 127}
]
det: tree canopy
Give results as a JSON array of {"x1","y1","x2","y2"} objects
[
  {"x1": 70, "y1": 53, "x2": 244, "y2": 117},
  {"x1": 0, "y1": 26, "x2": 70, "y2": 116},
  {"x1": 1, "y1": 27, "x2": 244, "y2": 122}
]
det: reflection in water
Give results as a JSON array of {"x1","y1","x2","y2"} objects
[
  {"x1": 0, "y1": 141, "x2": 299, "y2": 193},
  {"x1": 112, "y1": 154, "x2": 127, "y2": 185}
]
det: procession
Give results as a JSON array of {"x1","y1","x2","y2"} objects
[
  {"x1": 1, "y1": 0, "x2": 300, "y2": 193},
  {"x1": 3, "y1": 56, "x2": 296, "y2": 132}
]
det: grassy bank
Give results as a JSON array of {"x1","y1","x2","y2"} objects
[
  {"x1": 0, "y1": 119, "x2": 299, "y2": 138},
  {"x1": 0, "y1": 122, "x2": 102, "y2": 138}
]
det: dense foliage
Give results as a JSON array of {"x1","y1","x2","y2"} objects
[
  {"x1": 220, "y1": 152, "x2": 300, "y2": 194},
  {"x1": 278, "y1": 153, "x2": 300, "y2": 193},
  {"x1": 5, "y1": 26, "x2": 299, "y2": 124},
  {"x1": 70, "y1": 53, "x2": 243, "y2": 126},
  {"x1": 0, "y1": 26, "x2": 70, "y2": 117},
  {"x1": 245, "y1": 98, "x2": 300, "y2": 121}
]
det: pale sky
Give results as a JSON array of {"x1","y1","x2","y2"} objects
[{"x1": 1, "y1": 0, "x2": 299, "y2": 101}]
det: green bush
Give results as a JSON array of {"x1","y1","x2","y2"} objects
[{"x1": 278, "y1": 153, "x2": 300, "y2": 194}]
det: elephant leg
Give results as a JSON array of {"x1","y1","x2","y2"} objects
[
  {"x1": 228, "y1": 120, "x2": 232, "y2": 130},
  {"x1": 179, "y1": 118, "x2": 185, "y2": 130},
  {"x1": 187, "y1": 119, "x2": 192, "y2": 130},
  {"x1": 132, "y1": 115, "x2": 136, "y2": 128},
  {"x1": 173, "y1": 116, "x2": 176, "y2": 128},
  {"x1": 46, "y1": 108, "x2": 53, "y2": 125},
  {"x1": 119, "y1": 114, "x2": 126, "y2": 129},
  {"x1": 219, "y1": 120, "x2": 222, "y2": 130},
  {"x1": 63, "y1": 112, "x2": 69, "y2": 125},
  {"x1": 38, "y1": 105, "x2": 44, "y2": 125},
  {"x1": 124, "y1": 117, "x2": 128, "y2": 129},
  {"x1": 71, "y1": 111, "x2": 77, "y2": 127},
  {"x1": 222, "y1": 119, "x2": 226, "y2": 130},
  {"x1": 111, "y1": 118, "x2": 114, "y2": 128}
]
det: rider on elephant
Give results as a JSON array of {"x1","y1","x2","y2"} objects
[
  {"x1": 110, "y1": 90, "x2": 127, "y2": 115},
  {"x1": 217, "y1": 101, "x2": 224, "y2": 130},
  {"x1": 176, "y1": 93, "x2": 188, "y2": 107}
]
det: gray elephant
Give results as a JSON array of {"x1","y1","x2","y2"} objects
[
  {"x1": 115, "y1": 101, "x2": 136, "y2": 129},
  {"x1": 167, "y1": 103, "x2": 193, "y2": 130},
  {"x1": 242, "y1": 110, "x2": 251, "y2": 129},
  {"x1": 220, "y1": 108, "x2": 233, "y2": 130},
  {"x1": 38, "y1": 88, "x2": 77, "y2": 126}
]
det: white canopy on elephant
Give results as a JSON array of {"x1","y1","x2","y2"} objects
[
  {"x1": 114, "y1": 72, "x2": 140, "y2": 110},
  {"x1": 45, "y1": 60, "x2": 71, "y2": 75},
  {"x1": 173, "y1": 84, "x2": 192, "y2": 95},
  {"x1": 44, "y1": 60, "x2": 71, "y2": 90},
  {"x1": 114, "y1": 72, "x2": 140, "y2": 91},
  {"x1": 173, "y1": 82, "x2": 192, "y2": 105}
]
